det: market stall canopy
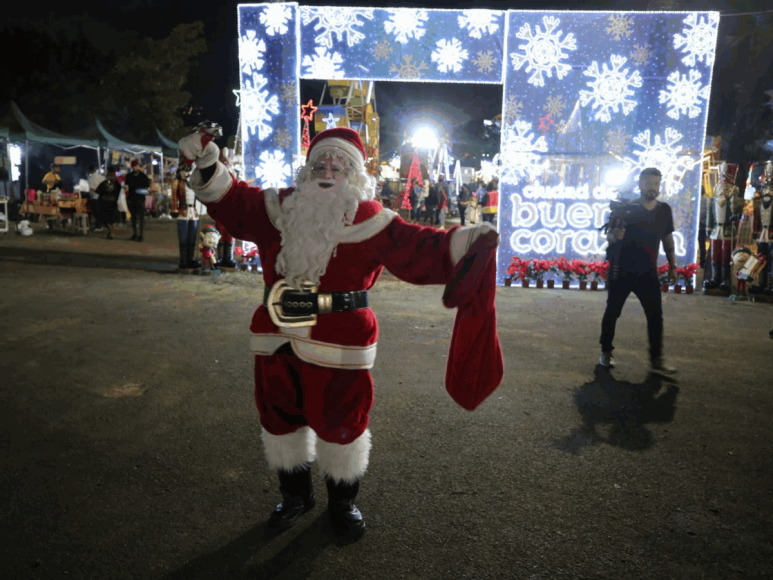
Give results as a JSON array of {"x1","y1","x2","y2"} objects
[
  {"x1": 155, "y1": 128, "x2": 179, "y2": 158},
  {"x1": 6, "y1": 101, "x2": 100, "y2": 149},
  {"x1": 96, "y1": 119, "x2": 161, "y2": 155}
]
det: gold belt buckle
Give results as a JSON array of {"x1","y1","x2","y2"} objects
[{"x1": 266, "y1": 279, "x2": 319, "y2": 328}]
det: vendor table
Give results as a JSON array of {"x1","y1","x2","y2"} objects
[{"x1": 20, "y1": 193, "x2": 92, "y2": 235}]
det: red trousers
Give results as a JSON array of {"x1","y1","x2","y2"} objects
[
  {"x1": 710, "y1": 239, "x2": 731, "y2": 265},
  {"x1": 254, "y1": 344, "x2": 374, "y2": 445}
]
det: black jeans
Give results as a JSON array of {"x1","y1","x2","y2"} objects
[
  {"x1": 458, "y1": 204, "x2": 467, "y2": 226},
  {"x1": 127, "y1": 195, "x2": 145, "y2": 235},
  {"x1": 599, "y1": 271, "x2": 663, "y2": 361}
]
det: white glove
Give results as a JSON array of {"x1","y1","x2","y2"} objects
[{"x1": 178, "y1": 132, "x2": 220, "y2": 169}]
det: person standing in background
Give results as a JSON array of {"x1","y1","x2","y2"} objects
[
  {"x1": 125, "y1": 160, "x2": 151, "y2": 242},
  {"x1": 87, "y1": 165, "x2": 106, "y2": 232}
]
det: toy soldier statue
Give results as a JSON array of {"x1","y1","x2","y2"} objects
[{"x1": 704, "y1": 162, "x2": 742, "y2": 291}]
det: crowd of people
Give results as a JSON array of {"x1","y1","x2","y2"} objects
[{"x1": 398, "y1": 175, "x2": 500, "y2": 228}]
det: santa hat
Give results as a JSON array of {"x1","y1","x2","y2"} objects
[
  {"x1": 442, "y1": 229, "x2": 504, "y2": 411},
  {"x1": 307, "y1": 127, "x2": 367, "y2": 166}
]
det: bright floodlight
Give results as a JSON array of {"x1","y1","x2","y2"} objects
[
  {"x1": 604, "y1": 166, "x2": 629, "y2": 187},
  {"x1": 411, "y1": 126, "x2": 439, "y2": 150}
]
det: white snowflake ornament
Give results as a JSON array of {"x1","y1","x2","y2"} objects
[
  {"x1": 241, "y1": 73, "x2": 280, "y2": 142},
  {"x1": 458, "y1": 10, "x2": 499, "y2": 39},
  {"x1": 622, "y1": 128, "x2": 694, "y2": 197},
  {"x1": 300, "y1": 7, "x2": 374, "y2": 48},
  {"x1": 302, "y1": 47, "x2": 345, "y2": 78},
  {"x1": 254, "y1": 150, "x2": 292, "y2": 189},
  {"x1": 606, "y1": 14, "x2": 633, "y2": 41},
  {"x1": 383, "y1": 8, "x2": 428, "y2": 45},
  {"x1": 259, "y1": 4, "x2": 293, "y2": 36},
  {"x1": 472, "y1": 50, "x2": 497, "y2": 74},
  {"x1": 510, "y1": 15, "x2": 577, "y2": 88},
  {"x1": 239, "y1": 30, "x2": 266, "y2": 75},
  {"x1": 431, "y1": 38, "x2": 469, "y2": 74},
  {"x1": 659, "y1": 69, "x2": 710, "y2": 120},
  {"x1": 499, "y1": 120, "x2": 548, "y2": 184},
  {"x1": 579, "y1": 54, "x2": 642, "y2": 123},
  {"x1": 674, "y1": 13, "x2": 719, "y2": 68}
]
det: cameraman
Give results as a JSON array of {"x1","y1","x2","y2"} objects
[{"x1": 599, "y1": 167, "x2": 677, "y2": 375}]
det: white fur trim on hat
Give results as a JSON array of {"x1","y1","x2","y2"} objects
[
  {"x1": 261, "y1": 426, "x2": 317, "y2": 472},
  {"x1": 316, "y1": 429, "x2": 371, "y2": 484},
  {"x1": 190, "y1": 161, "x2": 233, "y2": 203},
  {"x1": 308, "y1": 138, "x2": 366, "y2": 168}
]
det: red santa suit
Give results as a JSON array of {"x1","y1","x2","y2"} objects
[{"x1": 181, "y1": 127, "x2": 502, "y2": 536}]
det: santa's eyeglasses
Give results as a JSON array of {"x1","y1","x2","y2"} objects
[{"x1": 310, "y1": 159, "x2": 349, "y2": 177}]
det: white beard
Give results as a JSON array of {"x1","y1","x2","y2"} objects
[{"x1": 275, "y1": 179, "x2": 362, "y2": 288}]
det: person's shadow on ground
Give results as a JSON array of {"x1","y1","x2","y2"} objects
[{"x1": 551, "y1": 366, "x2": 679, "y2": 454}]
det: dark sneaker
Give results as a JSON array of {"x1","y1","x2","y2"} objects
[
  {"x1": 599, "y1": 351, "x2": 615, "y2": 368},
  {"x1": 136, "y1": 236, "x2": 143, "y2": 242},
  {"x1": 650, "y1": 357, "x2": 677, "y2": 375}
]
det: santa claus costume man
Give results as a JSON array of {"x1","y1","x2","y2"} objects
[
  {"x1": 178, "y1": 127, "x2": 503, "y2": 539},
  {"x1": 704, "y1": 162, "x2": 742, "y2": 291}
]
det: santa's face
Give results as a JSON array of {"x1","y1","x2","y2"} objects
[
  {"x1": 732, "y1": 251, "x2": 751, "y2": 267},
  {"x1": 309, "y1": 152, "x2": 350, "y2": 189}
]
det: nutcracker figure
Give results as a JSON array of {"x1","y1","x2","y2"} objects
[
  {"x1": 704, "y1": 162, "x2": 743, "y2": 291},
  {"x1": 199, "y1": 224, "x2": 221, "y2": 271},
  {"x1": 214, "y1": 147, "x2": 239, "y2": 271},
  {"x1": 757, "y1": 161, "x2": 773, "y2": 294},
  {"x1": 171, "y1": 170, "x2": 201, "y2": 271}
]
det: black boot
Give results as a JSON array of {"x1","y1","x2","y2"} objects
[
  {"x1": 268, "y1": 466, "x2": 316, "y2": 530},
  {"x1": 186, "y1": 243, "x2": 201, "y2": 269},
  {"x1": 325, "y1": 477, "x2": 365, "y2": 537},
  {"x1": 186, "y1": 220, "x2": 201, "y2": 269},
  {"x1": 178, "y1": 242, "x2": 189, "y2": 270},
  {"x1": 220, "y1": 241, "x2": 237, "y2": 269},
  {"x1": 719, "y1": 264, "x2": 731, "y2": 292},
  {"x1": 702, "y1": 263, "x2": 720, "y2": 290}
]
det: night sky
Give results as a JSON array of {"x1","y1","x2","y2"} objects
[{"x1": 3, "y1": 0, "x2": 770, "y2": 162}]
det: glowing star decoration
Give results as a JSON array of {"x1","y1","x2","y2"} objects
[
  {"x1": 630, "y1": 43, "x2": 652, "y2": 66},
  {"x1": 538, "y1": 114, "x2": 555, "y2": 133},
  {"x1": 458, "y1": 10, "x2": 500, "y2": 39},
  {"x1": 254, "y1": 150, "x2": 292, "y2": 189},
  {"x1": 499, "y1": 120, "x2": 548, "y2": 184},
  {"x1": 431, "y1": 38, "x2": 469, "y2": 74},
  {"x1": 300, "y1": 100, "x2": 318, "y2": 122},
  {"x1": 389, "y1": 55, "x2": 429, "y2": 79},
  {"x1": 510, "y1": 15, "x2": 577, "y2": 88},
  {"x1": 302, "y1": 47, "x2": 344, "y2": 78},
  {"x1": 259, "y1": 3, "x2": 293, "y2": 36},
  {"x1": 232, "y1": 88, "x2": 241, "y2": 107},
  {"x1": 658, "y1": 69, "x2": 710, "y2": 120},
  {"x1": 621, "y1": 128, "x2": 695, "y2": 197},
  {"x1": 606, "y1": 14, "x2": 633, "y2": 41},
  {"x1": 322, "y1": 112, "x2": 341, "y2": 129},
  {"x1": 239, "y1": 30, "x2": 267, "y2": 74},
  {"x1": 674, "y1": 12, "x2": 720, "y2": 68},
  {"x1": 372, "y1": 38, "x2": 392, "y2": 61},
  {"x1": 300, "y1": 6, "x2": 375, "y2": 48},
  {"x1": 383, "y1": 8, "x2": 428, "y2": 44},
  {"x1": 543, "y1": 95, "x2": 567, "y2": 120},
  {"x1": 472, "y1": 50, "x2": 497, "y2": 74},
  {"x1": 241, "y1": 72, "x2": 280, "y2": 142},
  {"x1": 579, "y1": 54, "x2": 642, "y2": 123}
]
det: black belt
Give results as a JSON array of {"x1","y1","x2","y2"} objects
[{"x1": 263, "y1": 285, "x2": 368, "y2": 315}]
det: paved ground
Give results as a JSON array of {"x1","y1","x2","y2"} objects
[{"x1": 0, "y1": 218, "x2": 772, "y2": 580}]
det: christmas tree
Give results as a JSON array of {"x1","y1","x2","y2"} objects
[{"x1": 400, "y1": 154, "x2": 423, "y2": 212}]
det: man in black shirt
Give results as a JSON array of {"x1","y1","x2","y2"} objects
[
  {"x1": 599, "y1": 167, "x2": 678, "y2": 375},
  {"x1": 125, "y1": 160, "x2": 151, "y2": 242}
]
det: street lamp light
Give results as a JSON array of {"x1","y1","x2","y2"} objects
[{"x1": 410, "y1": 125, "x2": 439, "y2": 151}]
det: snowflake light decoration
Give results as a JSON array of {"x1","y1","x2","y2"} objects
[
  {"x1": 458, "y1": 10, "x2": 499, "y2": 39},
  {"x1": 510, "y1": 15, "x2": 577, "y2": 88},
  {"x1": 659, "y1": 69, "x2": 710, "y2": 120},
  {"x1": 504, "y1": 95, "x2": 524, "y2": 123},
  {"x1": 383, "y1": 8, "x2": 428, "y2": 44},
  {"x1": 630, "y1": 43, "x2": 652, "y2": 67},
  {"x1": 278, "y1": 81, "x2": 296, "y2": 108},
  {"x1": 606, "y1": 14, "x2": 633, "y2": 41},
  {"x1": 604, "y1": 126, "x2": 629, "y2": 155},
  {"x1": 372, "y1": 38, "x2": 392, "y2": 62},
  {"x1": 579, "y1": 54, "x2": 642, "y2": 123},
  {"x1": 622, "y1": 128, "x2": 695, "y2": 197},
  {"x1": 389, "y1": 55, "x2": 429, "y2": 79},
  {"x1": 472, "y1": 50, "x2": 497, "y2": 74},
  {"x1": 254, "y1": 150, "x2": 292, "y2": 189},
  {"x1": 259, "y1": 4, "x2": 292, "y2": 36},
  {"x1": 499, "y1": 120, "x2": 548, "y2": 184},
  {"x1": 431, "y1": 38, "x2": 469, "y2": 74},
  {"x1": 241, "y1": 72, "x2": 280, "y2": 142},
  {"x1": 300, "y1": 7, "x2": 374, "y2": 48},
  {"x1": 543, "y1": 95, "x2": 567, "y2": 120},
  {"x1": 302, "y1": 47, "x2": 344, "y2": 78},
  {"x1": 274, "y1": 128, "x2": 293, "y2": 151},
  {"x1": 674, "y1": 13, "x2": 719, "y2": 68},
  {"x1": 239, "y1": 30, "x2": 267, "y2": 75}
]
